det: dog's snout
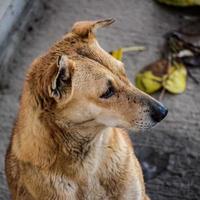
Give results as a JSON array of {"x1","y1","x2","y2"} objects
[{"x1": 150, "y1": 101, "x2": 168, "y2": 123}]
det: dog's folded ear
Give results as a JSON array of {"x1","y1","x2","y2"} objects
[
  {"x1": 71, "y1": 18, "x2": 115, "y2": 37},
  {"x1": 50, "y1": 55, "x2": 74, "y2": 100}
]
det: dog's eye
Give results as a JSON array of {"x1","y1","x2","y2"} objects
[{"x1": 100, "y1": 81, "x2": 115, "y2": 99}]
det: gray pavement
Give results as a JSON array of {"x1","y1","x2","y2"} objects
[{"x1": 0, "y1": 0, "x2": 200, "y2": 199}]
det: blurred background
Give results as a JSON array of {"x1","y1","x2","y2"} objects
[{"x1": 0, "y1": 0, "x2": 200, "y2": 199}]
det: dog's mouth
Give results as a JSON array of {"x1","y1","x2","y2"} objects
[
  {"x1": 135, "y1": 121, "x2": 157, "y2": 130},
  {"x1": 130, "y1": 103, "x2": 168, "y2": 132},
  {"x1": 133, "y1": 104, "x2": 168, "y2": 132}
]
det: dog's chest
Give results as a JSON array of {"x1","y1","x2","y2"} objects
[
  {"x1": 52, "y1": 175, "x2": 77, "y2": 199},
  {"x1": 52, "y1": 175, "x2": 108, "y2": 200}
]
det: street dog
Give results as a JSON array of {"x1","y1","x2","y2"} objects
[{"x1": 5, "y1": 19, "x2": 168, "y2": 200}]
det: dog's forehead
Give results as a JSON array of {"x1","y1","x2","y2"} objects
[
  {"x1": 70, "y1": 54, "x2": 129, "y2": 86},
  {"x1": 73, "y1": 56, "x2": 110, "y2": 75}
]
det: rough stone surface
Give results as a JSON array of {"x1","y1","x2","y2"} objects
[
  {"x1": 0, "y1": 0, "x2": 42, "y2": 85},
  {"x1": 0, "y1": 0, "x2": 199, "y2": 199}
]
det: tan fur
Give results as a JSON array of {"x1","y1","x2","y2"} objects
[{"x1": 5, "y1": 19, "x2": 166, "y2": 200}]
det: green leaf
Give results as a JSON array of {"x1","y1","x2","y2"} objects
[
  {"x1": 135, "y1": 71, "x2": 162, "y2": 94},
  {"x1": 163, "y1": 63, "x2": 187, "y2": 94},
  {"x1": 111, "y1": 48, "x2": 123, "y2": 61},
  {"x1": 157, "y1": 0, "x2": 200, "y2": 6}
]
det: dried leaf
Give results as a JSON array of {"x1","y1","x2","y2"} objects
[
  {"x1": 135, "y1": 71, "x2": 162, "y2": 94},
  {"x1": 141, "y1": 59, "x2": 169, "y2": 77},
  {"x1": 111, "y1": 48, "x2": 123, "y2": 61},
  {"x1": 157, "y1": 0, "x2": 200, "y2": 6},
  {"x1": 166, "y1": 31, "x2": 200, "y2": 68},
  {"x1": 135, "y1": 60, "x2": 187, "y2": 94},
  {"x1": 110, "y1": 46, "x2": 145, "y2": 61},
  {"x1": 163, "y1": 62, "x2": 187, "y2": 94},
  {"x1": 165, "y1": 31, "x2": 200, "y2": 55},
  {"x1": 181, "y1": 54, "x2": 200, "y2": 67}
]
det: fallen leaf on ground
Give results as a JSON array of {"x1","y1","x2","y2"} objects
[
  {"x1": 156, "y1": 0, "x2": 200, "y2": 6},
  {"x1": 163, "y1": 62, "x2": 187, "y2": 94},
  {"x1": 135, "y1": 60, "x2": 187, "y2": 94},
  {"x1": 110, "y1": 46, "x2": 145, "y2": 61}
]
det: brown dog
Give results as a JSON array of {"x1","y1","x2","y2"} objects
[{"x1": 5, "y1": 19, "x2": 167, "y2": 200}]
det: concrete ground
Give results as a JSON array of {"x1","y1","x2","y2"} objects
[{"x1": 0, "y1": 0, "x2": 200, "y2": 199}]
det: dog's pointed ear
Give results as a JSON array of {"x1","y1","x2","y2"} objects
[
  {"x1": 50, "y1": 55, "x2": 74, "y2": 100},
  {"x1": 71, "y1": 18, "x2": 115, "y2": 37}
]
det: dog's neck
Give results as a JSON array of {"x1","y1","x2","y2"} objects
[
  {"x1": 45, "y1": 121, "x2": 110, "y2": 177},
  {"x1": 14, "y1": 104, "x2": 108, "y2": 171},
  {"x1": 52, "y1": 121, "x2": 105, "y2": 163}
]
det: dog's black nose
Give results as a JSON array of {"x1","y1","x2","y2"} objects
[{"x1": 150, "y1": 101, "x2": 168, "y2": 123}]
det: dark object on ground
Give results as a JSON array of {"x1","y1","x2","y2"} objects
[{"x1": 135, "y1": 146, "x2": 170, "y2": 181}]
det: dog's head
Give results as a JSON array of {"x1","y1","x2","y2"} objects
[{"x1": 37, "y1": 19, "x2": 167, "y2": 131}]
